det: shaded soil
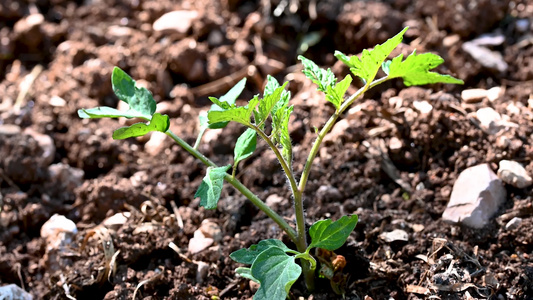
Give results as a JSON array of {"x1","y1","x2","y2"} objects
[{"x1": 1, "y1": 0, "x2": 533, "y2": 299}]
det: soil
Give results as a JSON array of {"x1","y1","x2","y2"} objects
[{"x1": 1, "y1": 0, "x2": 532, "y2": 299}]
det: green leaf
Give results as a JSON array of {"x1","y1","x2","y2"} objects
[
  {"x1": 279, "y1": 105, "x2": 293, "y2": 165},
  {"x1": 335, "y1": 27, "x2": 408, "y2": 84},
  {"x1": 111, "y1": 67, "x2": 156, "y2": 119},
  {"x1": 235, "y1": 267, "x2": 259, "y2": 283},
  {"x1": 298, "y1": 55, "x2": 336, "y2": 92},
  {"x1": 230, "y1": 239, "x2": 292, "y2": 265},
  {"x1": 264, "y1": 75, "x2": 280, "y2": 96},
  {"x1": 112, "y1": 113, "x2": 170, "y2": 139},
  {"x1": 256, "y1": 83, "x2": 288, "y2": 126},
  {"x1": 78, "y1": 106, "x2": 148, "y2": 120},
  {"x1": 309, "y1": 215, "x2": 358, "y2": 251},
  {"x1": 207, "y1": 96, "x2": 259, "y2": 126},
  {"x1": 325, "y1": 74, "x2": 352, "y2": 110},
  {"x1": 251, "y1": 247, "x2": 301, "y2": 300},
  {"x1": 234, "y1": 128, "x2": 257, "y2": 166},
  {"x1": 382, "y1": 51, "x2": 464, "y2": 86},
  {"x1": 206, "y1": 78, "x2": 247, "y2": 129},
  {"x1": 195, "y1": 165, "x2": 231, "y2": 209}
]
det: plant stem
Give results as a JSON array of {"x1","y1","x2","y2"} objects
[
  {"x1": 165, "y1": 130, "x2": 298, "y2": 242},
  {"x1": 293, "y1": 190, "x2": 315, "y2": 291}
]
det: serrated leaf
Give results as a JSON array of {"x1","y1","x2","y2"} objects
[
  {"x1": 256, "y1": 83, "x2": 288, "y2": 126},
  {"x1": 206, "y1": 78, "x2": 247, "y2": 129},
  {"x1": 309, "y1": 215, "x2": 358, "y2": 251},
  {"x1": 382, "y1": 51, "x2": 464, "y2": 86},
  {"x1": 112, "y1": 113, "x2": 170, "y2": 139},
  {"x1": 207, "y1": 96, "x2": 259, "y2": 126},
  {"x1": 335, "y1": 27, "x2": 408, "y2": 84},
  {"x1": 230, "y1": 239, "x2": 292, "y2": 265},
  {"x1": 251, "y1": 247, "x2": 301, "y2": 300},
  {"x1": 325, "y1": 74, "x2": 352, "y2": 110},
  {"x1": 78, "y1": 106, "x2": 148, "y2": 120},
  {"x1": 235, "y1": 267, "x2": 259, "y2": 283},
  {"x1": 111, "y1": 67, "x2": 156, "y2": 119},
  {"x1": 195, "y1": 165, "x2": 231, "y2": 209},
  {"x1": 279, "y1": 105, "x2": 293, "y2": 165},
  {"x1": 298, "y1": 55, "x2": 336, "y2": 92},
  {"x1": 234, "y1": 128, "x2": 256, "y2": 166},
  {"x1": 264, "y1": 75, "x2": 280, "y2": 96}
]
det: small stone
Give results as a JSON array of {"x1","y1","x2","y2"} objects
[
  {"x1": 0, "y1": 124, "x2": 21, "y2": 136},
  {"x1": 476, "y1": 107, "x2": 503, "y2": 135},
  {"x1": 497, "y1": 160, "x2": 532, "y2": 188},
  {"x1": 486, "y1": 87, "x2": 503, "y2": 102},
  {"x1": 199, "y1": 219, "x2": 222, "y2": 243},
  {"x1": 379, "y1": 229, "x2": 408, "y2": 243},
  {"x1": 461, "y1": 88, "x2": 488, "y2": 103},
  {"x1": 413, "y1": 100, "x2": 433, "y2": 114},
  {"x1": 153, "y1": 11, "x2": 199, "y2": 35},
  {"x1": 442, "y1": 164, "x2": 506, "y2": 229},
  {"x1": 188, "y1": 230, "x2": 214, "y2": 254},
  {"x1": 49, "y1": 95, "x2": 66, "y2": 107},
  {"x1": 504, "y1": 217, "x2": 522, "y2": 230},
  {"x1": 196, "y1": 261, "x2": 209, "y2": 284},
  {"x1": 316, "y1": 185, "x2": 343, "y2": 203},
  {"x1": 13, "y1": 13, "x2": 44, "y2": 48},
  {"x1": 389, "y1": 137, "x2": 403, "y2": 153},
  {"x1": 40, "y1": 214, "x2": 78, "y2": 252},
  {"x1": 265, "y1": 194, "x2": 284, "y2": 207},
  {"x1": 0, "y1": 284, "x2": 33, "y2": 300},
  {"x1": 443, "y1": 34, "x2": 460, "y2": 47},
  {"x1": 48, "y1": 163, "x2": 84, "y2": 192},
  {"x1": 144, "y1": 132, "x2": 167, "y2": 156},
  {"x1": 102, "y1": 212, "x2": 131, "y2": 230}
]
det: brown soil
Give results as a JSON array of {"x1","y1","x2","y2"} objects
[{"x1": 1, "y1": 0, "x2": 532, "y2": 299}]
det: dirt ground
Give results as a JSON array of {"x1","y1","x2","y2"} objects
[{"x1": 1, "y1": 0, "x2": 532, "y2": 299}]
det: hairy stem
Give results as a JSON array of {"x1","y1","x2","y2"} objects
[{"x1": 165, "y1": 130, "x2": 297, "y2": 242}]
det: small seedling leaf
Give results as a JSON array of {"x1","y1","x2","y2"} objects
[
  {"x1": 257, "y1": 82, "x2": 288, "y2": 126},
  {"x1": 251, "y1": 247, "x2": 301, "y2": 300},
  {"x1": 112, "y1": 113, "x2": 170, "y2": 139},
  {"x1": 111, "y1": 67, "x2": 156, "y2": 119},
  {"x1": 230, "y1": 239, "x2": 292, "y2": 265},
  {"x1": 382, "y1": 51, "x2": 464, "y2": 86},
  {"x1": 279, "y1": 105, "x2": 293, "y2": 164},
  {"x1": 325, "y1": 74, "x2": 352, "y2": 110},
  {"x1": 309, "y1": 215, "x2": 358, "y2": 251},
  {"x1": 234, "y1": 128, "x2": 257, "y2": 166},
  {"x1": 298, "y1": 55, "x2": 336, "y2": 92},
  {"x1": 195, "y1": 165, "x2": 231, "y2": 209},
  {"x1": 206, "y1": 78, "x2": 247, "y2": 129},
  {"x1": 335, "y1": 27, "x2": 408, "y2": 84},
  {"x1": 207, "y1": 96, "x2": 259, "y2": 126},
  {"x1": 235, "y1": 267, "x2": 259, "y2": 283},
  {"x1": 264, "y1": 75, "x2": 280, "y2": 96},
  {"x1": 78, "y1": 106, "x2": 148, "y2": 120}
]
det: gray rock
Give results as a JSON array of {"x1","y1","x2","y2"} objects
[
  {"x1": 379, "y1": 229, "x2": 408, "y2": 243},
  {"x1": 505, "y1": 217, "x2": 522, "y2": 230},
  {"x1": 443, "y1": 164, "x2": 506, "y2": 229},
  {"x1": 152, "y1": 11, "x2": 199, "y2": 35},
  {"x1": 497, "y1": 160, "x2": 532, "y2": 188}
]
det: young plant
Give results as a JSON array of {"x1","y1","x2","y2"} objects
[{"x1": 78, "y1": 27, "x2": 462, "y2": 299}]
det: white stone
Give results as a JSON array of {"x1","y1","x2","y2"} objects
[
  {"x1": 144, "y1": 132, "x2": 167, "y2": 156},
  {"x1": 265, "y1": 194, "x2": 284, "y2": 207},
  {"x1": 505, "y1": 217, "x2": 522, "y2": 230},
  {"x1": 413, "y1": 100, "x2": 433, "y2": 114},
  {"x1": 486, "y1": 87, "x2": 503, "y2": 102},
  {"x1": 153, "y1": 11, "x2": 199, "y2": 35},
  {"x1": 199, "y1": 219, "x2": 222, "y2": 243},
  {"x1": 24, "y1": 128, "x2": 55, "y2": 166},
  {"x1": 0, "y1": 284, "x2": 33, "y2": 300},
  {"x1": 443, "y1": 164, "x2": 506, "y2": 229},
  {"x1": 188, "y1": 230, "x2": 214, "y2": 254},
  {"x1": 40, "y1": 214, "x2": 77, "y2": 239},
  {"x1": 0, "y1": 124, "x2": 21, "y2": 136},
  {"x1": 461, "y1": 89, "x2": 488, "y2": 103},
  {"x1": 476, "y1": 107, "x2": 503, "y2": 134},
  {"x1": 498, "y1": 160, "x2": 532, "y2": 188},
  {"x1": 379, "y1": 229, "x2": 408, "y2": 243},
  {"x1": 49, "y1": 95, "x2": 66, "y2": 107}
]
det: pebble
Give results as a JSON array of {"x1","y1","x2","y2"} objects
[
  {"x1": 497, "y1": 160, "x2": 532, "y2": 188},
  {"x1": 265, "y1": 194, "x2": 284, "y2": 207},
  {"x1": 144, "y1": 132, "x2": 168, "y2": 156},
  {"x1": 0, "y1": 124, "x2": 22, "y2": 136},
  {"x1": 153, "y1": 11, "x2": 199, "y2": 35},
  {"x1": 102, "y1": 212, "x2": 131, "y2": 230},
  {"x1": 49, "y1": 95, "x2": 66, "y2": 107},
  {"x1": 462, "y1": 42, "x2": 508, "y2": 72},
  {"x1": 188, "y1": 230, "x2": 214, "y2": 254},
  {"x1": 476, "y1": 107, "x2": 503, "y2": 135},
  {"x1": 389, "y1": 136, "x2": 403, "y2": 153},
  {"x1": 379, "y1": 229, "x2": 408, "y2": 243},
  {"x1": 48, "y1": 163, "x2": 84, "y2": 192},
  {"x1": 461, "y1": 88, "x2": 488, "y2": 103},
  {"x1": 0, "y1": 284, "x2": 33, "y2": 300},
  {"x1": 40, "y1": 214, "x2": 78, "y2": 251},
  {"x1": 199, "y1": 219, "x2": 222, "y2": 243},
  {"x1": 413, "y1": 100, "x2": 433, "y2": 114},
  {"x1": 316, "y1": 185, "x2": 343, "y2": 203},
  {"x1": 442, "y1": 164, "x2": 506, "y2": 229},
  {"x1": 505, "y1": 217, "x2": 522, "y2": 230},
  {"x1": 486, "y1": 87, "x2": 503, "y2": 102}
]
